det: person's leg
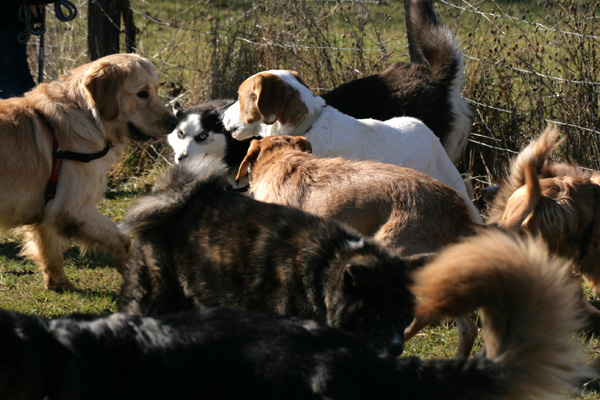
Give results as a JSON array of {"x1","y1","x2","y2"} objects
[{"x1": 0, "y1": 29, "x2": 36, "y2": 99}]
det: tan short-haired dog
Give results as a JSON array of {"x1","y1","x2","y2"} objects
[
  {"x1": 237, "y1": 135, "x2": 477, "y2": 256},
  {"x1": 0, "y1": 53, "x2": 177, "y2": 290}
]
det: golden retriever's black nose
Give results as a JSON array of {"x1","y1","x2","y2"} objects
[{"x1": 166, "y1": 116, "x2": 179, "y2": 130}]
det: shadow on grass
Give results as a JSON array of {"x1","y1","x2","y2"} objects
[
  {"x1": 64, "y1": 246, "x2": 117, "y2": 270},
  {"x1": 0, "y1": 240, "x2": 24, "y2": 260}
]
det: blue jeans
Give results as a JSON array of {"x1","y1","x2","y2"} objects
[{"x1": 0, "y1": 29, "x2": 36, "y2": 99}]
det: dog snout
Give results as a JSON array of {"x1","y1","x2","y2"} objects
[
  {"x1": 385, "y1": 340, "x2": 404, "y2": 357},
  {"x1": 166, "y1": 116, "x2": 180, "y2": 130},
  {"x1": 176, "y1": 154, "x2": 188, "y2": 163}
]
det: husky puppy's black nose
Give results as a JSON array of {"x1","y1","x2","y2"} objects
[
  {"x1": 166, "y1": 116, "x2": 180, "y2": 130},
  {"x1": 177, "y1": 154, "x2": 188, "y2": 163}
]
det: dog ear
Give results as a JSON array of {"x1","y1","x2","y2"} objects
[
  {"x1": 173, "y1": 102, "x2": 185, "y2": 119},
  {"x1": 256, "y1": 74, "x2": 293, "y2": 125},
  {"x1": 236, "y1": 139, "x2": 262, "y2": 181},
  {"x1": 343, "y1": 262, "x2": 372, "y2": 292},
  {"x1": 291, "y1": 136, "x2": 312, "y2": 154},
  {"x1": 83, "y1": 61, "x2": 127, "y2": 121}
]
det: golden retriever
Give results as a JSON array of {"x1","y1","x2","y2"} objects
[{"x1": 0, "y1": 53, "x2": 177, "y2": 291}]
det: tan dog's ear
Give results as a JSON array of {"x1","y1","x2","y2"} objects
[
  {"x1": 291, "y1": 136, "x2": 312, "y2": 154},
  {"x1": 499, "y1": 160, "x2": 542, "y2": 229},
  {"x1": 83, "y1": 61, "x2": 127, "y2": 121},
  {"x1": 236, "y1": 139, "x2": 262, "y2": 181},
  {"x1": 256, "y1": 74, "x2": 293, "y2": 125}
]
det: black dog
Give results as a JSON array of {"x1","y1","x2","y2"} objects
[
  {"x1": 119, "y1": 154, "x2": 415, "y2": 356},
  {"x1": 2, "y1": 230, "x2": 587, "y2": 399}
]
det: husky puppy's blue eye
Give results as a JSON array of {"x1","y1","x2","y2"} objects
[
  {"x1": 176, "y1": 129, "x2": 185, "y2": 139},
  {"x1": 195, "y1": 132, "x2": 208, "y2": 142}
]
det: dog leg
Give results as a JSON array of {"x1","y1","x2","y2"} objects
[
  {"x1": 65, "y1": 207, "x2": 130, "y2": 274},
  {"x1": 404, "y1": 314, "x2": 434, "y2": 341},
  {"x1": 455, "y1": 314, "x2": 478, "y2": 358},
  {"x1": 405, "y1": 313, "x2": 477, "y2": 358},
  {"x1": 579, "y1": 290, "x2": 600, "y2": 320},
  {"x1": 20, "y1": 225, "x2": 73, "y2": 291}
]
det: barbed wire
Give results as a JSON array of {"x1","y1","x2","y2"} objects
[
  {"x1": 462, "y1": 54, "x2": 600, "y2": 86},
  {"x1": 440, "y1": 0, "x2": 600, "y2": 40}
]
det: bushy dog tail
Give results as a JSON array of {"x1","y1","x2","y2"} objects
[
  {"x1": 404, "y1": 0, "x2": 472, "y2": 162},
  {"x1": 122, "y1": 154, "x2": 228, "y2": 236},
  {"x1": 411, "y1": 229, "x2": 588, "y2": 399},
  {"x1": 489, "y1": 125, "x2": 563, "y2": 226},
  {"x1": 404, "y1": 0, "x2": 462, "y2": 83}
]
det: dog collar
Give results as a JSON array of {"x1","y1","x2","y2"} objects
[
  {"x1": 44, "y1": 120, "x2": 113, "y2": 203},
  {"x1": 289, "y1": 105, "x2": 325, "y2": 137}
]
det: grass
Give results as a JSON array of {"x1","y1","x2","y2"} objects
[{"x1": 3, "y1": 0, "x2": 600, "y2": 397}]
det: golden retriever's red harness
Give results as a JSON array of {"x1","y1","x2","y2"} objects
[{"x1": 45, "y1": 123, "x2": 112, "y2": 203}]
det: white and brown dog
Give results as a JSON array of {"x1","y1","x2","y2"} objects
[
  {"x1": 222, "y1": 69, "x2": 482, "y2": 223},
  {"x1": 0, "y1": 53, "x2": 177, "y2": 290}
]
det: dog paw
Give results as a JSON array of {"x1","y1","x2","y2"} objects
[{"x1": 45, "y1": 277, "x2": 76, "y2": 292}]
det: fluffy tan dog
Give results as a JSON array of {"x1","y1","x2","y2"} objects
[
  {"x1": 236, "y1": 135, "x2": 480, "y2": 357},
  {"x1": 487, "y1": 125, "x2": 600, "y2": 319},
  {"x1": 0, "y1": 53, "x2": 177, "y2": 291}
]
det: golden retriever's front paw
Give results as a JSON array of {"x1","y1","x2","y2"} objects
[{"x1": 44, "y1": 275, "x2": 76, "y2": 292}]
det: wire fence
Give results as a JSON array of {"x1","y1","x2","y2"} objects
[{"x1": 33, "y1": 0, "x2": 600, "y2": 190}]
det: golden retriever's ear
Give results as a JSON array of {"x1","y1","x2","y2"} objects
[
  {"x1": 236, "y1": 139, "x2": 262, "y2": 181},
  {"x1": 256, "y1": 74, "x2": 292, "y2": 125},
  {"x1": 83, "y1": 61, "x2": 127, "y2": 121},
  {"x1": 291, "y1": 136, "x2": 312, "y2": 154}
]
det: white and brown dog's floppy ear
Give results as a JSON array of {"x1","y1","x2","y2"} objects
[
  {"x1": 236, "y1": 139, "x2": 262, "y2": 181},
  {"x1": 83, "y1": 61, "x2": 128, "y2": 121},
  {"x1": 255, "y1": 73, "x2": 294, "y2": 125}
]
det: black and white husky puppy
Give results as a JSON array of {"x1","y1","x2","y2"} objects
[{"x1": 167, "y1": 99, "x2": 252, "y2": 189}]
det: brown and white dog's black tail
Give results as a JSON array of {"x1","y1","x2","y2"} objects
[
  {"x1": 404, "y1": 0, "x2": 461, "y2": 82},
  {"x1": 410, "y1": 229, "x2": 589, "y2": 399},
  {"x1": 404, "y1": 0, "x2": 472, "y2": 162},
  {"x1": 489, "y1": 125, "x2": 563, "y2": 227}
]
